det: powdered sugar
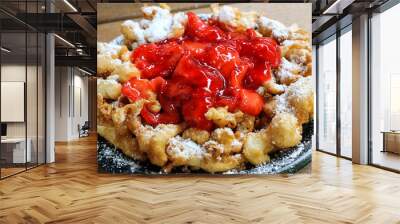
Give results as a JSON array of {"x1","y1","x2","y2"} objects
[
  {"x1": 213, "y1": 5, "x2": 258, "y2": 29},
  {"x1": 287, "y1": 76, "x2": 313, "y2": 100},
  {"x1": 141, "y1": 7, "x2": 173, "y2": 42},
  {"x1": 121, "y1": 20, "x2": 146, "y2": 44},
  {"x1": 258, "y1": 16, "x2": 289, "y2": 42},
  {"x1": 217, "y1": 6, "x2": 236, "y2": 23},
  {"x1": 97, "y1": 42, "x2": 122, "y2": 57},
  {"x1": 275, "y1": 58, "x2": 304, "y2": 84},
  {"x1": 167, "y1": 136, "x2": 205, "y2": 160},
  {"x1": 121, "y1": 6, "x2": 188, "y2": 45},
  {"x1": 273, "y1": 76, "x2": 312, "y2": 115},
  {"x1": 171, "y1": 12, "x2": 187, "y2": 32}
]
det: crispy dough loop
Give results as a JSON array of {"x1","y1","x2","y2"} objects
[
  {"x1": 243, "y1": 129, "x2": 273, "y2": 165},
  {"x1": 205, "y1": 107, "x2": 244, "y2": 128}
]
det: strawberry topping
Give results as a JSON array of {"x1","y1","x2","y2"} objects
[{"x1": 125, "y1": 12, "x2": 281, "y2": 129}]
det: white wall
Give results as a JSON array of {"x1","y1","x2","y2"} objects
[
  {"x1": 54, "y1": 67, "x2": 89, "y2": 141},
  {"x1": 55, "y1": 67, "x2": 69, "y2": 141}
]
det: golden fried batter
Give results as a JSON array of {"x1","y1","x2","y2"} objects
[
  {"x1": 97, "y1": 76, "x2": 122, "y2": 100},
  {"x1": 243, "y1": 129, "x2": 273, "y2": 165},
  {"x1": 205, "y1": 107, "x2": 244, "y2": 128},
  {"x1": 269, "y1": 112, "x2": 302, "y2": 149},
  {"x1": 166, "y1": 136, "x2": 205, "y2": 168},
  {"x1": 200, "y1": 154, "x2": 244, "y2": 173},
  {"x1": 287, "y1": 77, "x2": 314, "y2": 124},
  {"x1": 98, "y1": 125, "x2": 145, "y2": 160},
  {"x1": 132, "y1": 120, "x2": 185, "y2": 166},
  {"x1": 182, "y1": 128, "x2": 210, "y2": 144},
  {"x1": 211, "y1": 128, "x2": 243, "y2": 154}
]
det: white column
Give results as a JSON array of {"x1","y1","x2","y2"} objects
[
  {"x1": 46, "y1": 33, "x2": 55, "y2": 163},
  {"x1": 45, "y1": 1, "x2": 55, "y2": 163},
  {"x1": 352, "y1": 14, "x2": 369, "y2": 164}
]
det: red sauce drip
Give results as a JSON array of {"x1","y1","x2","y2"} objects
[{"x1": 124, "y1": 12, "x2": 281, "y2": 130}]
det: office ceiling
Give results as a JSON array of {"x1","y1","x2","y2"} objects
[
  {"x1": 312, "y1": 0, "x2": 391, "y2": 43},
  {"x1": 0, "y1": 0, "x2": 96, "y2": 73}
]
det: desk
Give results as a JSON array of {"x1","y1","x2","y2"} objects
[
  {"x1": 381, "y1": 131, "x2": 400, "y2": 154},
  {"x1": 1, "y1": 138, "x2": 31, "y2": 163}
]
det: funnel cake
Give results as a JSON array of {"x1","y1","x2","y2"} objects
[{"x1": 97, "y1": 4, "x2": 313, "y2": 173}]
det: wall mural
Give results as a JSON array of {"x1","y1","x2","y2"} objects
[{"x1": 97, "y1": 3, "x2": 313, "y2": 174}]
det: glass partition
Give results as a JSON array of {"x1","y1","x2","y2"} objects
[
  {"x1": 0, "y1": 1, "x2": 46, "y2": 179},
  {"x1": 370, "y1": 3, "x2": 400, "y2": 171},
  {"x1": 339, "y1": 28, "x2": 352, "y2": 158},
  {"x1": 317, "y1": 36, "x2": 337, "y2": 154},
  {"x1": 27, "y1": 31, "x2": 38, "y2": 169},
  {"x1": 0, "y1": 31, "x2": 28, "y2": 178}
]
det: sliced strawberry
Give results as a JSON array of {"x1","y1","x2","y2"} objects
[
  {"x1": 238, "y1": 89, "x2": 264, "y2": 116},
  {"x1": 229, "y1": 60, "x2": 251, "y2": 88},
  {"x1": 149, "y1": 77, "x2": 167, "y2": 94},
  {"x1": 159, "y1": 94, "x2": 180, "y2": 114},
  {"x1": 173, "y1": 55, "x2": 196, "y2": 81},
  {"x1": 253, "y1": 38, "x2": 281, "y2": 67},
  {"x1": 163, "y1": 79, "x2": 193, "y2": 101},
  {"x1": 206, "y1": 44, "x2": 240, "y2": 78},
  {"x1": 132, "y1": 41, "x2": 183, "y2": 79},
  {"x1": 245, "y1": 28, "x2": 258, "y2": 39},
  {"x1": 186, "y1": 12, "x2": 225, "y2": 42},
  {"x1": 121, "y1": 83, "x2": 141, "y2": 102},
  {"x1": 122, "y1": 78, "x2": 153, "y2": 102},
  {"x1": 182, "y1": 40, "x2": 209, "y2": 58},
  {"x1": 244, "y1": 61, "x2": 271, "y2": 89},
  {"x1": 140, "y1": 107, "x2": 180, "y2": 126},
  {"x1": 239, "y1": 37, "x2": 281, "y2": 68},
  {"x1": 215, "y1": 87, "x2": 240, "y2": 112},
  {"x1": 182, "y1": 89, "x2": 214, "y2": 130},
  {"x1": 173, "y1": 55, "x2": 225, "y2": 92},
  {"x1": 215, "y1": 96, "x2": 237, "y2": 112}
]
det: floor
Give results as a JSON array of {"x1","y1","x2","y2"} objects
[
  {"x1": 0, "y1": 136, "x2": 400, "y2": 223},
  {"x1": 0, "y1": 167, "x2": 25, "y2": 178},
  {"x1": 1, "y1": 163, "x2": 44, "y2": 179}
]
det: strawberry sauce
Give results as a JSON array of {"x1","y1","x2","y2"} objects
[{"x1": 123, "y1": 12, "x2": 281, "y2": 130}]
